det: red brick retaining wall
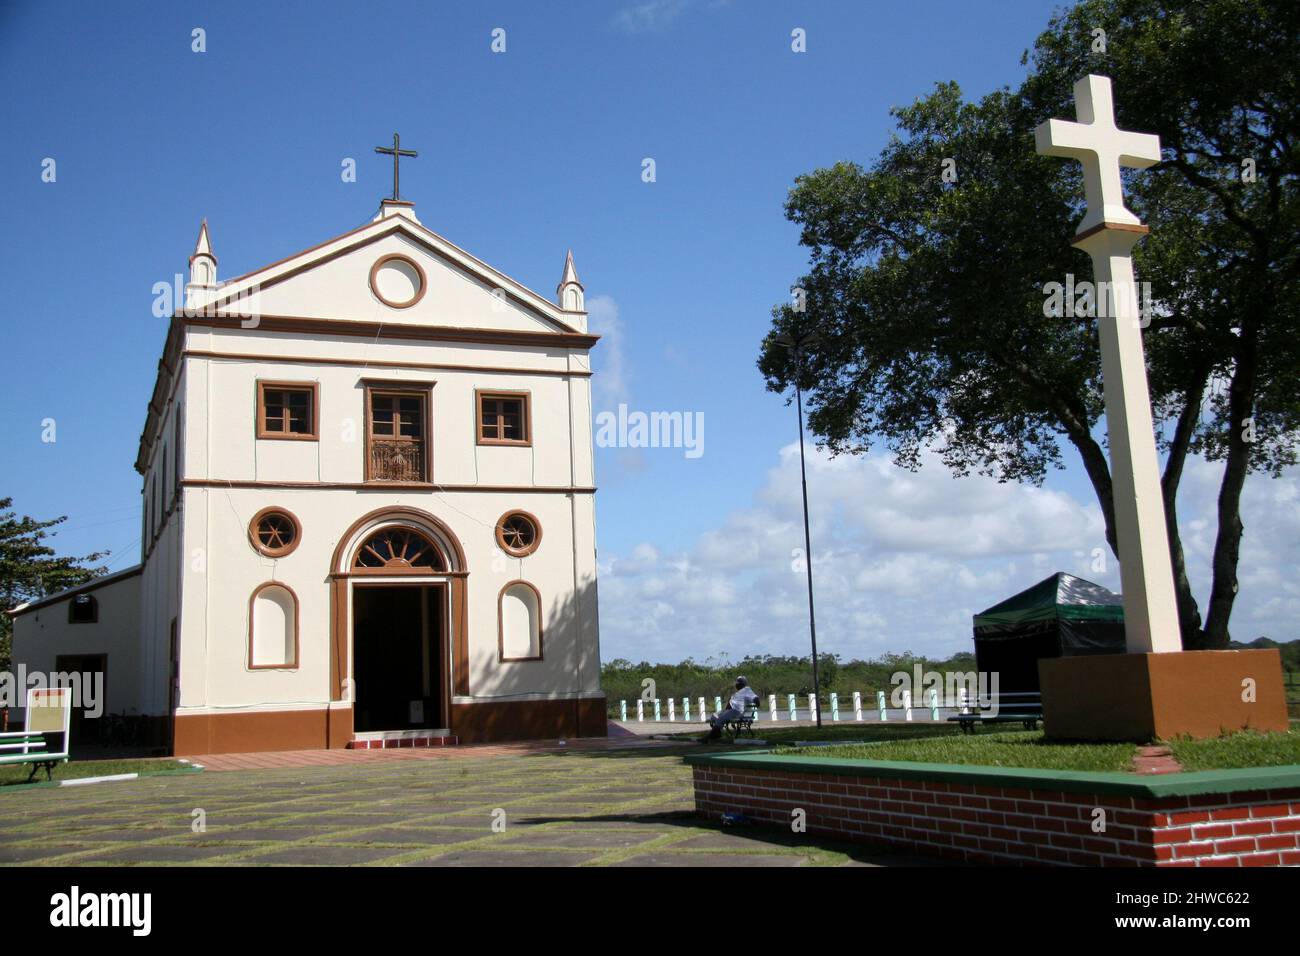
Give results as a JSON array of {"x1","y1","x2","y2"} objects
[{"x1": 692, "y1": 765, "x2": 1300, "y2": 867}]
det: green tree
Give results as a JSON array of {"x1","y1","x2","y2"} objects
[
  {"x1": 759, "y1": 0, "x2": 1298, "y2": 649},
  {"x1": 0, "y1": 497, "x2": 109, "y2": 672}
]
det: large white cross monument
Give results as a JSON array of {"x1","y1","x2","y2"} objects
[{"x1": 1035, "y1": 74, "x2": 1182, "y2": 655}]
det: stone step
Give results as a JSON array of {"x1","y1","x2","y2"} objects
[{"x1": 347, "y1": 731, "x2": 458, "y2": 750}]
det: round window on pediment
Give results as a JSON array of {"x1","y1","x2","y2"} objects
[
  {"x1": 369, "y1": 253, "x2": 426, "y2": 309},
  {"x1": 250, "y1": 508, "x2": 301, "y2": 558}
]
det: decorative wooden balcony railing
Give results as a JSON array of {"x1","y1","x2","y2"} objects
[{"x1": 369, "y1": 440, "x2": 424, "y2": 482}]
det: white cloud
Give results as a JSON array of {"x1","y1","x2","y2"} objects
[
  {"x1": 597, "y1": 442, "x2": 1300, "y2": 664},
  {"x1": 1174, "y1": 456, "x2": 1300, "y2": 640},
  {"x1": 585, "y1": 294, "x2": 629, "y2": 409},
  {"x1": 611, "y1": 0, "x2": 693, "y2": 34}
]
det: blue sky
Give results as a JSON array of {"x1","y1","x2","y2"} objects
[{"x1": 3, "y1": 0, "x2": 1296, "y2": 664}]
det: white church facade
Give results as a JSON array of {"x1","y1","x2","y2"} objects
[{"x1": 10, "y1": 193, "x2": 606, "y2": 755}]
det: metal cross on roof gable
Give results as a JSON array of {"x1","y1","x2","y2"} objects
[{"x1": 374, "y1": 132, "x2": 418, "y2": 202}]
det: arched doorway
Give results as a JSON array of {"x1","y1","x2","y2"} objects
[{"x1": 330, "y1": 508, "x2": 468, "y2": 741}]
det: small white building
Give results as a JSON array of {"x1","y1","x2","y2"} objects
[{"x1": 10, "y1": 196, "x2": 606, "y2": 754}]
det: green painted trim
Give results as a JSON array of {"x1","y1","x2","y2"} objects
[{"x1": 683, "y1": 751, "x2": 1300, "y2": 799}]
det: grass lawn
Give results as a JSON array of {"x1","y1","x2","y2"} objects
[
  {"x1": 1168, "y1": 730, "x2": 1300, "y2": 770},
  {"x1": 772, "y1": 728, "x2": 1300, "y2": 773},
  {"x1": 0, "y1": 757, "x2": 192, "y2": 788},
  {"x1": 778, "y1": 730, "x2": 1137, "y2": 771}
]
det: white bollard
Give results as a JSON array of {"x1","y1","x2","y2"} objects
[
  {"x1": 620, "y1": 700, "x2": 628, "y2": 722},
  {"x1": 668, "y1": 698, "x2": 676, "y2": 721},
  {"x1": 958, "y1": 687, "x2": 971, "y2": 714},
  {"x1": 929, "y1": 688, "x2": 939, "y2": 721},
  {"x1": 653, "y1": 699, "x2": 661, "y2": 721},
  {"x1": 698, "y1": 697, "x2": 706, "y2": 722},
  {"x1": 807, "y1": 693, "x2": 817, "y2": 722},
  {"x1": 904, "y1": 690, "x2": 913, "y2": 721},
  {"x1": 683, "y1": 697, "x2": 691, "y2": 721},
  {"x1": 877, "y1": 690, "x2": 887, "y2": 721},
  {"x1": 788, "y1": 694, "x2": 797, "y2": 721},
  {"x1": 636, "y1": 699, "x2": 645, "y2": 722},
  {"x1": 714, "y1": 696, "x2": 723, "y2": 716},
  {"x1": 853, "y1": 691, "x2": 863, "y2": 722},
  {"x1": 830, "y1": 693, "x2": 840, "y2": 721},
  {"x1": 769, "y1": 694, "x2": 778, "y2": 722}
]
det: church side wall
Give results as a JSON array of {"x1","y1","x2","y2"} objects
[{"x1": 137, "y1": 365, "x2": 187, "y2": 729}]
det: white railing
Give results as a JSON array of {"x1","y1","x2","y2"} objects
[{"x1": 616, "y1": 689, "x2": 963, "y2": 723}]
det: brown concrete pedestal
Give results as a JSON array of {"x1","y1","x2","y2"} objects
[{"x1": 1039, "y1": 648, "x2": 1290, "y2": 742}]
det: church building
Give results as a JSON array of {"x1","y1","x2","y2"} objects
[{"x1": 10, "y1": 167, "x2": 607, "y2": 754}]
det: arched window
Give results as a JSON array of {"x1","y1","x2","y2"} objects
[
  {"x1": 68, "y1": 593, "x2": 98, "y2": 624},
  {"x1": 248, "y1": 583, "x2": 298, "y2": 669},
  {"x1": 353, "y1": 527, "x2": 444, "y2": 572},
  {"x1": 498, "y1": 582, "x2": 542, "y2": 662}
]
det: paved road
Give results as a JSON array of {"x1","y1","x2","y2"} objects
[{"x1": 0, "y1": 745, "x2": 932, "y2": 867}]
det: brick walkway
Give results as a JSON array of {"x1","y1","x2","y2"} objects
[{"x1": 0, "y1": 741, "x2": 931, "y2": 867}]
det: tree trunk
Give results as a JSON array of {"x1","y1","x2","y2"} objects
[
  {"x1": 1161, "y1": 367, "x2": 1209, "y2": 649},
  {"x1": 1066, "y1": 430, "x2": 1119, "y2": 559},
  {"x1": 1203, "y1": 310, "x2": 1262, "y2": 648}
]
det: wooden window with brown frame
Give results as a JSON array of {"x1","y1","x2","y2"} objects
[
  {"x1": 256, "y1": 381, "x2": 319, "y2": 440},
  {"x1": 363, "y1": 380, "x2": 433, "y2": 482},
  {"x1": 476, "y1": 390, "x2": 531, "y2": 446}
]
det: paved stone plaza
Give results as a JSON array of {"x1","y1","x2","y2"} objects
[{"x1": 0, "y1": 745, "x2": 931, "y2": 867}]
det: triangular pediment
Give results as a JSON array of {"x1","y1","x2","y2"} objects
[{"x1": 191, "y1": 210, "x2": 586, "y2": 335}]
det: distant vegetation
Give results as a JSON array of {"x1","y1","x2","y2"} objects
[
  {"x1": 602, "y1": 650, "x2": 978, "y2": 712},
  {"x1": 1230, "y1": 637, "x2": 1300, "y2": 672},
  {"x1": 602, "y1": 640, "x2": 1300, "y2": 715}
]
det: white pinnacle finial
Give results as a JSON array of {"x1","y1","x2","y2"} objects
[
  {"x1": 1035, "y1": 74, "x2": 1161, "y2": 234},
  {"x1": 557, "y1": 249, "x2": 584, "y2": 311},
  {"x1": 561, "y1": 249, "x2": 580, "y2": 286},
  {"x1": 192, "y1": 219, "x2": 214, "y2": 260},
  {"x1": 187, "y1": 219, "x2": 217, "y2": 293},
  {"x1": 186, "y1": 218, "x2": 218, "y2": 309}
]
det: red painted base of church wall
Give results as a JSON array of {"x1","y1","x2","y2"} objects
[
  {"x1": 450, "y1": 696, "x2": 608, "y2": 744},
  {"x1": 172, "y1": 707, "x2": 351, "y2": 756},
  {"x1": 170, "y1": 699, "x2": 608, "y2": 754}
]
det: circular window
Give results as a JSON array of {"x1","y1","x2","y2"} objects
[
  {"x1": 496, "y1": 511, "x2": 542, "y2": 558},
  {"x1": 250, "y1": 508, "x2": 301, "y2": 558},
  {"x1": 369, "y1": 254, "x2": 426, "y2": 309}
]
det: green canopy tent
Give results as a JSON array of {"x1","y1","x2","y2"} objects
[{"x1": 972, "y1": 572, "x2": 1126, "y2": 694}]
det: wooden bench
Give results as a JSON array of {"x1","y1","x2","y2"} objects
[
  {"x1": 721, "y1": 698, "x2": 761, "y2": 740},
  {"x1": 947, "y1": 691, "x2": 1042, "y2": 734},
  {"x1": 0, "y1": 688, "x2": 72, "y2": 782}
]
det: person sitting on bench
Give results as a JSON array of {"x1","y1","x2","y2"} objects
[{"x1": 703, "y1": 676, "x2": 759, "y2": 742}]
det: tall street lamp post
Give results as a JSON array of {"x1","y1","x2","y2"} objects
[{"x1": 775, "y1": 332, "x2": 822, "y2": 728}]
